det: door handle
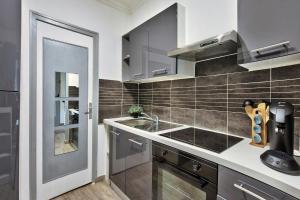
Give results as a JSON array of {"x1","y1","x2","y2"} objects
[
  {"x1": 233, "y1": 183, "x2": 266, "y2": 200},
  {"x1": 251, "y1": 41, "x2": 290, "y2": 56},
  {"x1": 152, "y1": 68, "x2": 168, "y2": 76},
  {"x1": 128, "y1": 138, "x2": 144, "y2": 146},
  {"x1": 84, "y1": 103, "x2": 92, "y2": 119}
]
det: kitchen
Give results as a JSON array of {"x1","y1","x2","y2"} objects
[{"x1": 1, "y1": 0, "x2": 300, "y2": 199}]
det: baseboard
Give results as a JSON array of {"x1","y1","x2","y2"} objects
[
  {"x1": 94, "y1": 175, "x2": 105, "y2": 183},
  {"x1": 110, "y1": 181, "x2": 130, "y2": 200}
]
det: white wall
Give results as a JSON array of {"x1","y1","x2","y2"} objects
[
  {"x1": 127, "y1": 0, "x2": 237, "y2": 46},
  {"x1": 20, "y1": 0, "x2": 129, "y2": 199}
]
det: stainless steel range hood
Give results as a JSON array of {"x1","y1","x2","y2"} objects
[{"x1": 168, "y1": 30, "x2": 237, "y2": 62}]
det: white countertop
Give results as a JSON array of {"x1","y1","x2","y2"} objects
[{"x1": 104, "y1": 117, "x2": 300, "y2": 199}]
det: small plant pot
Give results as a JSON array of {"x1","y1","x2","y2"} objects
[{"x1": 131, "y1": 113, "x2": 140, "y2": 118}]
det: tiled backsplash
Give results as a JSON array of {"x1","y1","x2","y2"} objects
[
  {"x1": 98, "y1": 79, "x2": 138, "y2": 123},
  {"x1": 99, "y1": 61, "x2": 300, "y2": 150}
]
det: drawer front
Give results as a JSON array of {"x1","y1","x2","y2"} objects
[{"x1": 218, "y1": 166, "x2": 298, "y2": 200}]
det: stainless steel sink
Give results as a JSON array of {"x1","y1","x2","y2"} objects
[{"x1": 116, "y1": 118, "x2": 181, "y2": 132}]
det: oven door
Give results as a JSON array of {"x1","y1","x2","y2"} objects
[{"x1": 152, "y1": 157, "x2": 217, "y2": 200}]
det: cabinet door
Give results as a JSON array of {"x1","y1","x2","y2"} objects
[
  {"x1": 129, "y1": 26, "x2": 148, "y2": 80},
  {"x1": 0, "y1": 0, "x2": 21, "y2": 91},
  {"x1": 109, "y1": 127, "x2": 127, "y2": 192},
  {"x1": 125, "y1": 133, "x2": 152, "y2": 200},
  {"x1": 238, "y1": 0, "x2": 300, "y2": 64},
  {"x1": 122, "y1": 36, "x2": 131, "y2": 81},
  {"x1": 147, "y1": 4, "x2": 177, "y2": 77},
  {"x1": 218, "y1": 166, "x2": 298, "y2": 200},
  {"x1": 0, "y1": 92, "x2": 19, "y2": 200}
]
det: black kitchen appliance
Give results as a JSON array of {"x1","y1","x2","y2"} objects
[
  {"x1": 260, "y1": 101, "x2": 300, "y2": 175},
  {"x1": 160, "y1": 128, "x2": 243, "y2": 154},
  {"x1": 152, "y1": 141, "x2": 218, "y2": 200}
]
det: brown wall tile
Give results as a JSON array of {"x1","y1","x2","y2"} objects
[
  {"x1": 196, "y1": 74, "x2": 227, "y2": 112},
  {"x1": 139, "y1": 83, "x2": 153, "y2": 106},
  {"x1": 195, "y1": 54, "x2": 246, "y2": 76},
  {"x1": 171, "y1": 107, "x2": 195, "y2": 126},
  {"x1": 99, "y1": 105, "x2": 121, "y2": 123},
  {"x1": 228, "y1": 69, "x2": 270, "y2": 84},
  {"x1": 195, "y1": 109, "x2": 227, "y2": 133},
  {"x1": 152, "y1": 106, "x2": 171, "y2": 122},
  {"x1": 171, "y1": 78, "x2": 195, "y2": 109},
  {"x1": 122, "y1": 83, "x2": 138, "y2": 106},
  {"x1": 99, "y1": 79, "x2": 122, "y2": 88},
  {"x1": 228, "y1": 69, "x2": 270, "y2": 113},
  {"x1": 271, "y1": 64, "x2": 300, "y2": 80},
  {"x1": 153, "y1": 81, "x2": 171, "y2": 107},
  {"x1": 99, "y1": 79, "x2": 137, "y2": 123},
  {"x1": 228, "y1": 112, "x2": 251, "y2": 138}
]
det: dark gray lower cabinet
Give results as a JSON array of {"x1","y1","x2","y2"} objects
[
  {"x1": 125, "y1": 133, "x2": 152, "y2": 200},
  {"x1": 0, "y1": 92, "x2": 19, "y2": 200},
  {"x1": 109, "y1": 127, "x2": 126, "y2": 192},
  {"x1": 109, "y1": 126, "x2": 152, "y2": 200},
  {"x1": 218, "y1": 166, "x2": 298, "y2": 200}
]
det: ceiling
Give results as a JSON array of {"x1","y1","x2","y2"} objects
[{"x1": 97, "y1": 0, "x2": 147, "y2": 14}]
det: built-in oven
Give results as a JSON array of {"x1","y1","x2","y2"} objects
[{"x1": 152, "y1": 142, "x2": 218, "y2": 200}]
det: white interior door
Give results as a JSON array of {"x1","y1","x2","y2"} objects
[{"x1": 36, "y1": 21, "x2": 94, "y2": 200}]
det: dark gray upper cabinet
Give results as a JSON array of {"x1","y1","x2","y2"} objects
[
  {"x1": 0, "y1": 0, "x2": 21, "y2": 91},
  {"x1": 147, "y1": 4, "x2": 177, "y2": 78},
  {"x1": 238, "y1": 0, "x2": 300, "y2": 69},
  {"x1": 122, "y1": 3, "x2": 180, "y2": 81},
  {"x1": 129, "y1": 25, "x2": 148, "y2": 80}
]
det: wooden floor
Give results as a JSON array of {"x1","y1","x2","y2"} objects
[{"x1": 52, "y1": 181, "x2": 121, "y2": 200}]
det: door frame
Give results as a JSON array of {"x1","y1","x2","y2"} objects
[{"x1": 29, "y1": 11, "x2": 99, "y2": 200}]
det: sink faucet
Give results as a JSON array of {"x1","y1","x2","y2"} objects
[{"x1": 142, "y1": 112, "x2": 159, "y2": 125}]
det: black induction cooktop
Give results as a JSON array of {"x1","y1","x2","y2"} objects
[{"x1": 160, "y1": 128, "x2": 243, "y2": 153}]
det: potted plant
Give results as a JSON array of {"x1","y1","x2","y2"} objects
[{"x1": 128, "y1": 105, "x2": 143, "y2": 118}]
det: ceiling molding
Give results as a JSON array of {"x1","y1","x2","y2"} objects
[{"x1": 97, "y1": 0, "x2": 146, "y2": 14}]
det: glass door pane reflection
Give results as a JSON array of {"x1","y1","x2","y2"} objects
[
  {"x1": 55, "y1": 128, "x2": 79, "y2": 155},
  {"x1": 55, "y1": 100, "x2": 79, "y2": 126},
  {"x1": 55, "y1": 72, "x2": 79, "y2": 97}
]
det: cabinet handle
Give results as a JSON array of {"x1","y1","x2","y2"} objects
[
  {"x1": 128, "y1": 138, "x2": 144, "y2": 146},
  {"x1": 251, "y1": 41, "x2": 290, "y2": 55},
  {"x1": 133, "y1": 73, "x2": 143, "y2": 77},
  {"x1": 152, "y1": 68, "x2": 168, "y2": 76},
  {"x1": 110, "y1": 131, "x2": 120, "y2": 136},
  {"x1": 233, "y1": 183, "x2": 266, "y2": 200}
]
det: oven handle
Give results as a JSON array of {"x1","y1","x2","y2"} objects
[{"x1": 153, "y1": 156, "x2": 208, "y2": 189}]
